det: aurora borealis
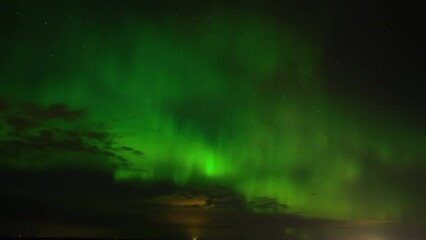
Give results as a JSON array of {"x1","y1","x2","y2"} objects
[{"x1": 1, "y1": 1, "x2": 426, "y2": 239}]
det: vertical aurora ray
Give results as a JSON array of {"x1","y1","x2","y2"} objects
[{"x1": 1, "y1": 2, "x2": 425, "y2": 222}]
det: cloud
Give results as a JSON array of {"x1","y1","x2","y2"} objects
[
  {"x1": 148, "y1": 193, "x2": 209, "y2": 207},
  {"x1": 0, "y1": 165, "x2": 422, "y2": 240},
  {"x1": 0, "y1": 97, "x2": 9, "y2": 112},
  {"x1": 248, "y1": 197, "x2": 288, "y2": 212},
  {"x1": 0, "y1": 99, "x2": 142, "y2": 171},
  {"x1": 19, "y1": 102, "x2": 85, "y2": 121}
]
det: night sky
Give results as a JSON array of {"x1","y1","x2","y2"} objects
[{"x1": 1, "y1": 1, "x2": 426, "y2": 239}]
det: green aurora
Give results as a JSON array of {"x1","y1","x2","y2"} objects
[{"x1": 1, "y1": 1, "x2": 425, "y2": 223}]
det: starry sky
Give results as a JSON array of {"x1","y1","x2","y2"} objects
[{"x1": 0, "y1": 0, "x2": 426, "y2": 239}]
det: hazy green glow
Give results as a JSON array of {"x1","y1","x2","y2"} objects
[{"x1": 1, "y1": 9, "x2": 425, "y2": 221}]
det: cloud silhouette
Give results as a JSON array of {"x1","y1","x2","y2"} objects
[{"x1": 0, "y1": 99, "x2": 142, "y2": 171}]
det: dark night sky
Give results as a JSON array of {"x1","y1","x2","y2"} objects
[
  {"x1": 325, "y1": 1, "x2": 426, "y2": 123},
  {"x1": 0, "y1": 1, "x2": 425, "y2": 239}
]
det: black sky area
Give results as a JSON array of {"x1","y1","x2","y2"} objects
[{"x1": 324, "y1": 1, "x2": 425, "y2": 125}]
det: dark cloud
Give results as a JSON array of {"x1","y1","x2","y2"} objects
[
  {"x1": 0, "y1": 97, "x2": 9, "y2": 112},
  {"x1": 19, "y1": 102, "x2": 85, "y2": 121},
  {"x1": 0, "y1": 100, "x2": 142, "y2": 171},
  {"x1": 0, "y1": 168, "x2": 340, "y2": 240},
  {"x1": 0, "y1": 165, "x2": 425, "y2": 239},
  {"x1": 120, "y1": 146, "x2": 144, "y2": 156},
  {"x1": 248, "y1": 197, "x2": 288, "y2": 213},
  {"x1": 5, "y1": 115, "x2": 39, "y2": 135}
]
